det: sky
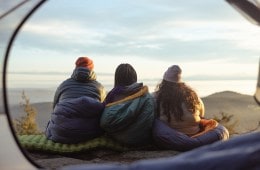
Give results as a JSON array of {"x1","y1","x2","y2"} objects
[{"x1": 7, "y1": 0, "x2": 260, "y2": 81}]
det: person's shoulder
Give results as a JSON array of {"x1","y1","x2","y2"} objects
[
  {"x1": 57, "y1": 78, "x2": 73, "y2": 87},
  {"x1": 92, "y1": 80, "x2": 104, "y2": 86},
  {"x1": 150, "y1": 91, "x2": 157, "y2": 98},
  {"x1": 142, "y1": 91, "x2": 156, "y2": 102},
  {"x1": 87, "y1": 80, "x2": 106, "y2": 91}
]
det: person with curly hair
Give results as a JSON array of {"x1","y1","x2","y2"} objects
[
  {"x1": 154, "y1": 65, "x2": 204, "y2": 136},
  {"x1": 45, "y1": 56, "x2": 106, "y2": 144},
  {"x1": 152, "y1": 65, "x2": 229, "y2": 151}
]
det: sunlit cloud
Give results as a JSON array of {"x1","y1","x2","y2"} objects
[
  {"x1": 7, "y1": 0, "x2": 260, "y2": 83},
  {"x1": 22, "y1": 21, "x2": 105, "y2": 42}
]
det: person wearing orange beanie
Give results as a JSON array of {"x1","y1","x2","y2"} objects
[
  {"x1": 75, "y1": 57, "x2": 94, "y2": 70},
  {"x1": 45, "y1": 56, "x2": 106, "y2": 144}
]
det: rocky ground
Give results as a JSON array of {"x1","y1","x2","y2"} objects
[{"x1": 28, "y1": 149, "x2": 180, "y2": 169}]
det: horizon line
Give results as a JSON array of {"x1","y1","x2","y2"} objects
[{"x1": 8, "y1": 71, "x2": 256, "y2": 81}]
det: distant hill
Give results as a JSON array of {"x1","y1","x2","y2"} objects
[{"x1": 202, "y1": 91, "x2": 260, "y2": 134}]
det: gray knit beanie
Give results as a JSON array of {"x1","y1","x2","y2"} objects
[{"x1": 163, "y1": 65, "x2": 182, "y2": 83}]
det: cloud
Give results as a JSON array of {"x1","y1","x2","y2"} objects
[{"x1": 7, "y1": 0, "x2": 260, "y2": 77}]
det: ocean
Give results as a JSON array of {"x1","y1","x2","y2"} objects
[{"x1": 6, "y1": 72, "x2": 257, "y2": 106}]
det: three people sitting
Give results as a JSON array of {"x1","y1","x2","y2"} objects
[{"x1": 45, "y1": 59, "x2": 229, "y2": 150}]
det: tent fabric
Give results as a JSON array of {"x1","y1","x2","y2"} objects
[{"x1": 61, "y1": 132, "x2": 260, "y2": 170}]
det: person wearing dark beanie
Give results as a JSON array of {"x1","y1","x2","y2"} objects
[{"x1": 100, "y1": 63, "x2": 155, "y2": 146}]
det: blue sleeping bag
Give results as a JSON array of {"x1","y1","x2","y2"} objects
[
  {"x1": 152, "y1": 119, "x2": 229, "y2": 151},
  {"x1": 61, "y1": 132, "x2": 260, "y2": 170},
  {"x1": 45, "y1": 96, "x2": 105, "y2": 144}
]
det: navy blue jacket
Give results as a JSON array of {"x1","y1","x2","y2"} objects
[
  {"x1": 45, "y1": 67, "x2": 106, "y2": 143},
  {"x1": 53, "y1": 67, "x2": 106, "y2": 108}
]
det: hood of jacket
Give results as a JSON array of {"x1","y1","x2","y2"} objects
[
  {"x1": 71, "y1": 67, "x2": 96, "y2": 82},
  {"x1": 104, "y1": 83, "x2": 143, "y2": 104}
]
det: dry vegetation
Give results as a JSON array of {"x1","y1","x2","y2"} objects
[
  {"x1": 13, "y1": 91, "x2": 41, "y2": 135},
  {"x1": 213, "y1": 112, "x2": 239, "y2": 136}
]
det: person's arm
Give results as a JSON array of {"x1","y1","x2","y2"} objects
[
  {"x1": 255, "y1": 87, "x2": 260, "y2": 105},
  {"x1": 52, "y1": 87, "x2": 61, "y2": 109},
  {"x1": 150, "y1": 92, "x2": 158, "y2": 117},
  {"x1": 100, "y1": 86, "x2": 107, "y2": 103},
  {"x1": 199, "y1": 98, "x2": 205, "y2": 118},
  {"x1": 254, "y1": 59, "x2": 260, "y2": 105}
]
